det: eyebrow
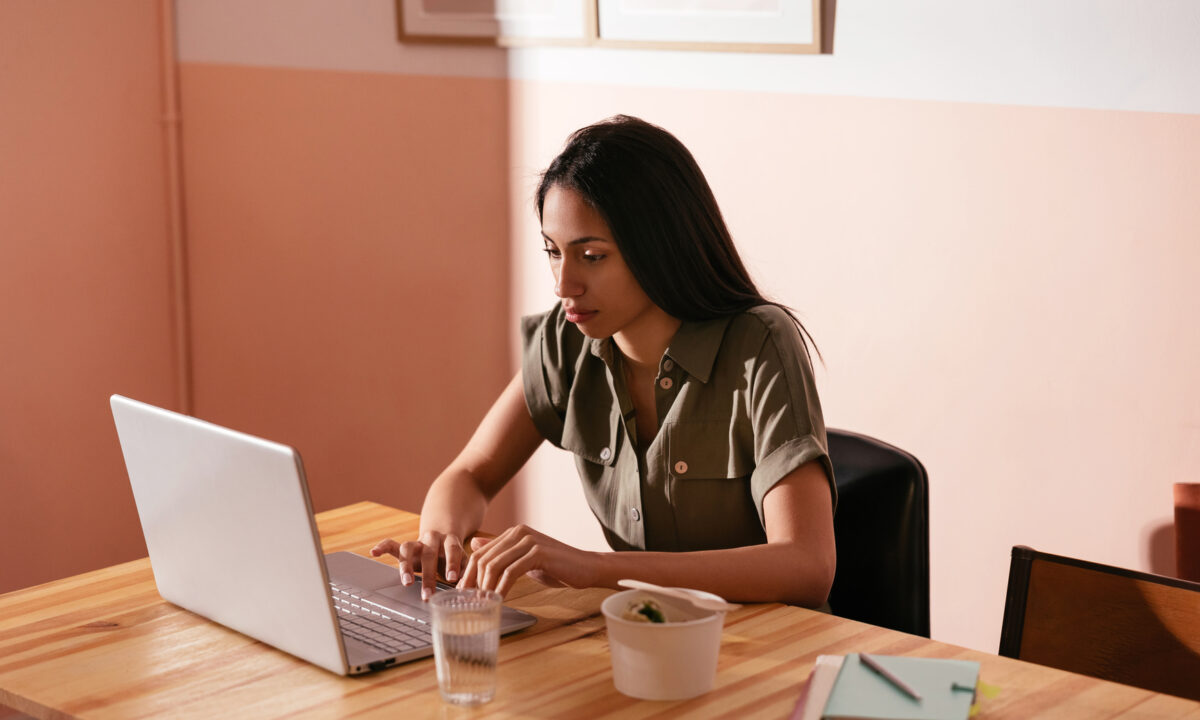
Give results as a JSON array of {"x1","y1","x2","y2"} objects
[{"x1": 541, "y1": 232, "x2": 611, "y2": 247}]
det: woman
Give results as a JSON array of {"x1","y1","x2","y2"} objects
[{"x1": 372, "y1": 115, "x2": 836, "y2": 608}]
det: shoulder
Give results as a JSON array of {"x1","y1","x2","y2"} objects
[
  {"x1": 716, "y1": 305, "x2": 814, "y2": 387},
  {"x1": 740, "y1": 304, "x2": 799, "y2": 335},
  {"x1": 722, "y1": 304, "x2": 805, "y2": 353},
  {"x1": 522, "y1": 302, "x2": 571, "y2": 344},
  {"x1": 521, "y1": 303, "x2": 595, "y2": 434},
  {"x1": 521, "y1": 302, "x2": 591, "y2": 370}
]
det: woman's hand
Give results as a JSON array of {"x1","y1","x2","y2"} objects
[
  {"x1": 371, "y1": 531, "x2": 465, "y2": 601},
  {"x1": 458, "y1": 525, "x2": 598, "y2": 597}
]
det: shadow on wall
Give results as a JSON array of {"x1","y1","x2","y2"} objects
[{"x1": 1145, "y1": 520, "x2": 1176, "y2": 576}]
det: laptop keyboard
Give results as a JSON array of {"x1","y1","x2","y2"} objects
[{"x1": 330, "y1": 582, "x2": 432, "y2": 654}]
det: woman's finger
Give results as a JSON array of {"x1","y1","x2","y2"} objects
[
  {"x1": 370, "y1": 538, "x2": 401, "y2": 558},
  {"x1": 398, "y1": 540, "x2": 427, "y2": 585},
  {"x1": 477, "y1": 533, "x2": 533, "y2": 593},
  {"x1": 419, "y1": 540, "x2": 441, "y2": 601},
  {"x1": 457, "y1": 548, "x2": 479, "y2": 589},
  {"x1": 494, "y1": 547, "x2": 546, "y2": 597},
  {"x1": 465, "y1": 530, "x2": 509, "y2": 591},
  {"x1": 443, "y1": 535, "x2": 464, "y2": 584},
  {"x1": 372, "y1": 538, "x2": 414, "y2": 583}
]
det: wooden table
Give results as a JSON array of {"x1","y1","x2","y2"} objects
[{"x1": 2, "y1": 502, "x2": 1198, "y2": 719}]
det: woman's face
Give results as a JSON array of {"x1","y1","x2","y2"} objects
[{"x1": 540, "y1": 185, "x2": 659, "y2": 341}]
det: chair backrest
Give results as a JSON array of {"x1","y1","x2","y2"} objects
[
  {"x1": 826, "y1": 429, "x2": 930, "y2": 637},
  {"x1": 999, "y1": 545, "x2": 1200, "y2": 701}
]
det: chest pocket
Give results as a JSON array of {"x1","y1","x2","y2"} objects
[
  {"x1": 560, "y1": 400, "x2": 623, "y2": 467},
  {"x1": 663, "y1": 422, "x2": 765, "y2": 551}
]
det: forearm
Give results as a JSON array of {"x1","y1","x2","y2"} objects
[
  {"x1": 592, "y1": 541, "x2": 835, "y2": 608},
  {"x1": 417, "y1": 371, "x2": 543, "y2": 543}
]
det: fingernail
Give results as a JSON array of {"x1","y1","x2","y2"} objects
[
  {"x1": 421, "y1": 588, "x2": 432, "y2": 601},
  {"x1": 402, "y1": 573, "x2": 414, "y2": 585},
  {"x1": 446, "y1": 570, "x2": 458, "y2": 583}
]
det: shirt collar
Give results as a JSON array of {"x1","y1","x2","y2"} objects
[
  {"x1": 589, "y1": 315, "x2": 733, "y2": 383},
  {"x1": 590, "y1": 336, "x2": 615, "y2": 365},
  {"x1": 666, "y1": 315, "x2": 734, "y2": 383}
]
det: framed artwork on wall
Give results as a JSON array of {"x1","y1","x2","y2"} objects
[
  {"x1": 594, "y1": 0, "x2": 820, "y2": 53},
  {"x1": 397, "y1": 0, "x2": 594, "y2": 46},
  {"x1": 395, "y1": 0, "x2": 822, "y2": 52}
]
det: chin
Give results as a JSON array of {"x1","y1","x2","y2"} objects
[
  {"x1": 573, "y1": 321, "x2": 614, "y2": 340},
  {"x1": 576, "y1": 327, "x2": 613, "y2": 340}
]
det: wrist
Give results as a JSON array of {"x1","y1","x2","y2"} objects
[
  {"x1": 417, "y1": 516, "x2": 467, "y2": 545},
  {"x1": 588, "y1": 550, "x2": 617, "y2": 589}
]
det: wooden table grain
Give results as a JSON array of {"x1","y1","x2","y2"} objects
[{"x1": 2, "y1": 502, "x2": 1198, "y2": 719}]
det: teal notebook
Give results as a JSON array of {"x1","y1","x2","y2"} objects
[{"x1": 821, "y1": 654, "x2": 980, "y2": 720}]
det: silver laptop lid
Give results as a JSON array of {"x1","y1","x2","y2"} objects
[{"x1": 110, "y1": 395, "x2": 348, "y2": 675}]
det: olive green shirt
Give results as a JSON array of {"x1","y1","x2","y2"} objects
[{"x1": 521, "y1": 302, "x2": 835, "y2": 552}]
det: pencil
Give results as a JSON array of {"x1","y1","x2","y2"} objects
[{"x1": 859, "y1": 653, "x2": 923, "y2": 701}]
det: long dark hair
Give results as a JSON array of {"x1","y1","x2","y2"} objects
[{"x1": 535, "y1": 114, "x2": 819, "y2": 359}]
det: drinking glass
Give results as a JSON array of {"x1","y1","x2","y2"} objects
[{"x1": 430, "y1": 589, "x2": 502, "y2": 705}]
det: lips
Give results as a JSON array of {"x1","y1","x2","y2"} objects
[{"x1": 564, "y1": 307, "x2": 597, "y2": 324}]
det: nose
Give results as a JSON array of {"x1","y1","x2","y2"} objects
[{"x1": 554, "y1": 259, "x2": 583, "y2": 298}]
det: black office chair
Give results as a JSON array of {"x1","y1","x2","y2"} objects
[
  {"x1": 826, "y1": 429, "x2": 930, "y2": 637},
  {"x1": 999, "y1": 545, "x2": 1200, "y2": 701}
]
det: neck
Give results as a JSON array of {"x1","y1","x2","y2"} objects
[{"x1": 613, "y1": 310, "x2": 681, "y2": 372}]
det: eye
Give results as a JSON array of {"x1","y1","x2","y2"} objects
[
  {"x1": 583, "y1": 252, "x2": 606, "y2": 264},
  {"x1": 542, "y1": 246, "x2": 562, "y2": 260}
]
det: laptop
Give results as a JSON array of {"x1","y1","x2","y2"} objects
[{"x1": 109, "y1": 394, "x2": 537, "y2": 675}]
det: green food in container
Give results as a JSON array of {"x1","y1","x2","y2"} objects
[{"x1": 622, "y1": 598, "x2": 666, "y2": 623}]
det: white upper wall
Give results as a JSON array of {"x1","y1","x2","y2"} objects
[{"x1": 178, "y1": 0, "x2": 1200, "y2": 115}]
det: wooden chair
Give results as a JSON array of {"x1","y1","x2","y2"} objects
[
  {"x1": 826, "y1": 429, "x2": 930, "y2": 637},
  {"x1": 999, "y1": 545, "x2": 1200, "y2": 701}
]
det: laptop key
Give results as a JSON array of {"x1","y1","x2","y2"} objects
[{"x1": 333, "y1": 584, "x2": 431, "y2": 655}]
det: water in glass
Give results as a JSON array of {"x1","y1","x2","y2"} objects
[{"x1": 431, "y1": 591, "x2": 501, "y2": 705}]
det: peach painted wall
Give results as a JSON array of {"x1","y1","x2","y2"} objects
[
  {"x1": 506, "y1": 85, "x2": 1200, "y2": 653},
  {"x1": 0, "y1": 0, "x2": 517, "y2": 614},
  {"x1": 0, "y1": 1, "x2": 178, "y2": 594},
  {"x1": 178, "y1": 64, "x2": 516, "y2": 528}
]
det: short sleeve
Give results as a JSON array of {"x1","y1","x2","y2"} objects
[
  {"x1": 746, "y1": 310, "x2": 837, "y2": 517},
  {"x1": 520, "y1": 303, "x2": 586, "y2": 448}
]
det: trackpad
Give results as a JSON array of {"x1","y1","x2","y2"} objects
[
  {"x1": 372, "y1": 584, "x2": 438, "y2": 618},
  {"x1": 372, "y1": 583, "x2": 451, "y2": 604},
  {"x1": 375, "y1": 583, "x2": 424, "y2": 604}
]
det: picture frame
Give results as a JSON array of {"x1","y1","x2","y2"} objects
[
  {"x1": 395, "y1": 0, "x2": 822, "y2": 53},
  {"x1": 396, "y1": 0, "x2": 594, "y2": 46},
  {"x1": 594, "y1": 0, "x2": 821, "y2": 53}
]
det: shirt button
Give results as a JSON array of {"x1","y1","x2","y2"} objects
[
  {"x1": 600, "y1": 447, "x2": 612, "y2": 461},
  {"x1": 630, "y1": 507, "x2": 641, "y2": 522},
  {"x1": 674, "y1": 460, "x2": 689, "y2": 475},
  {"x1": 659, "y1": 377, "x2": 673, "y2": 390},
  {"x1": 663, "y1": 359, "x2": 674, "y2": 372}
]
